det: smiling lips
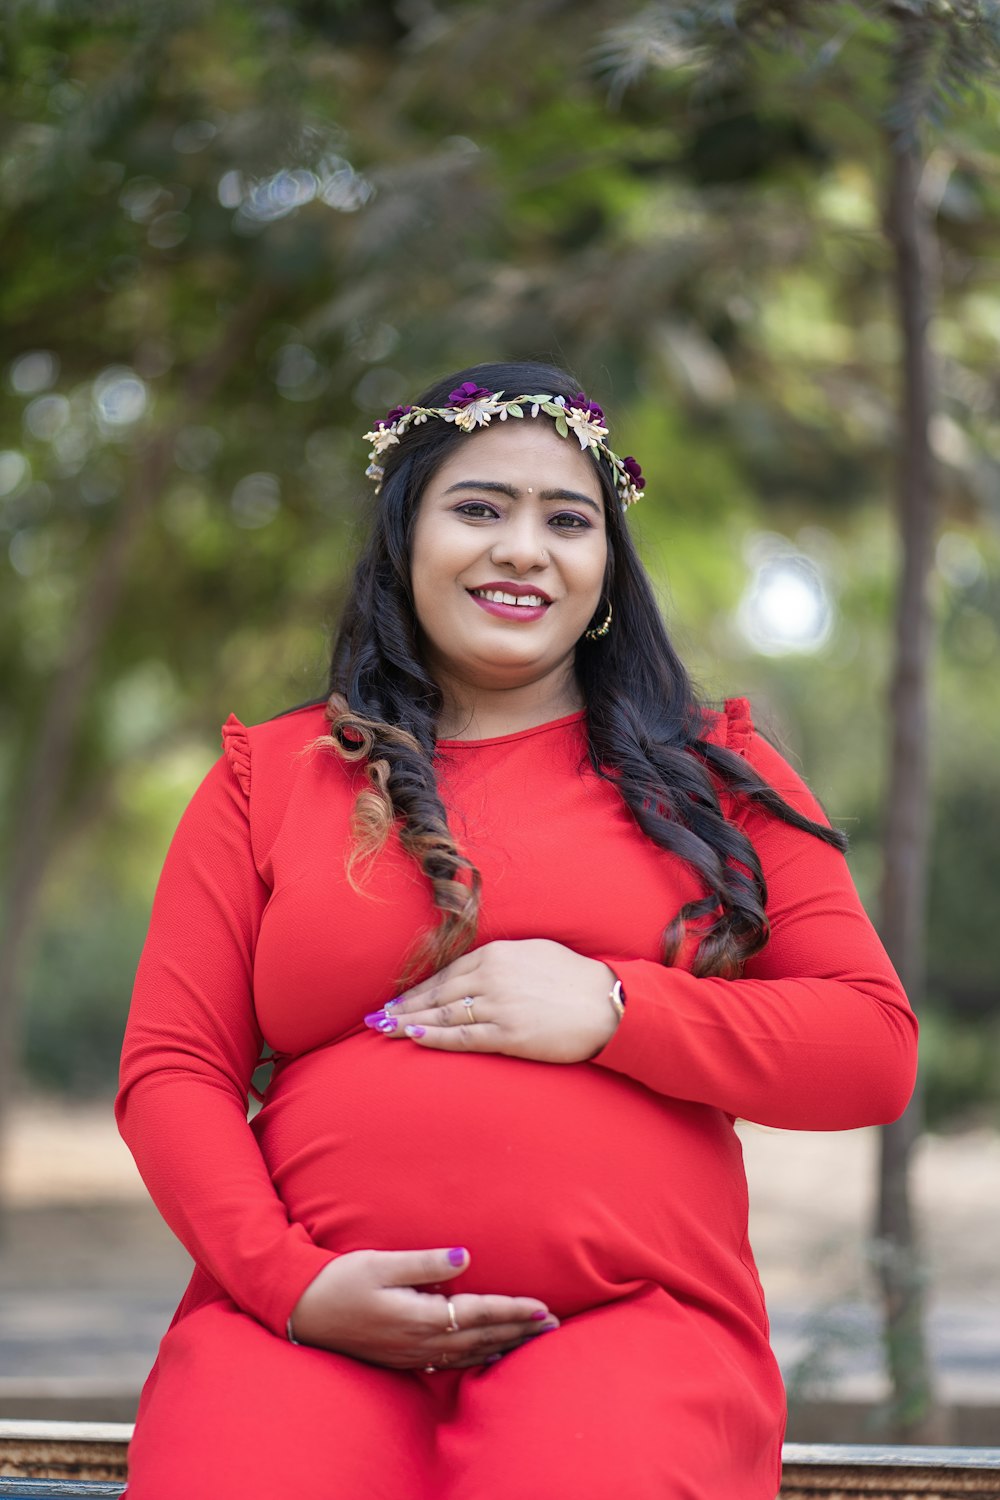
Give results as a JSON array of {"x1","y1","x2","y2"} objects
[{"x1": 468, "y1": 584, "x2": 552, "y2": 621}]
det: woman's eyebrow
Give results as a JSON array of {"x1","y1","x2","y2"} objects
[{"x1": 442, "y1": 479, "x2": 601, "y2": 514}]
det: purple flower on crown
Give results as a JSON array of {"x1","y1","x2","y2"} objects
[
  {"x1": 569, "y1": 393, "x2": 605, "y2": 424},
  {"x1": 563, "y1": 392, "x2": 609, "y2": 449},
  {"x1": 377, "y1": 404, "x2": 412, "y2": 429},
  {"x1": 622, "y1": 456, "x2": 645, "y2": 490},
  {"x1": 448, "y1": 382, "x2": 493, "y2": 407}
]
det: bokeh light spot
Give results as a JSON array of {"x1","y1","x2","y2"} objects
[
  {"x1": 217, "y1": 170, "x2": 244, "y2": 209},
  {"x1": 320, "y1": 166, "x2": 374, "y2": 213},
  {"x1": 120, "y1": 176, "x2": 167, "y2": 223},
  {"x1": 148, "y1": 212, "x2": 190, "y2": 250},
  {"x1": 0, "y1": 450, "x2": 30, "y2": 497},
  {"x1": 273, "y1": 344, "x2": 328, "y2": 401},
  {"x1": 230, "y1": 472, "x2": 281, "y2": 528},
  {"x1": 9, "y1": 529, "x2": 50, "y2": 577},
  {"x1": 24, "y1": 395, "x2": 71, "y2": 442},
  {"x1": 173, "y1": 120, "x2": 217, "y2": 154},
  {"x1": 9, "y1": 350, "x2": 60, "y2": 395},
  {"x1": 241, "y1": 170, "x2": 317, "y2": 223},
  {"x1": 737, "y1": 537, "x2": 834, "y2": 655},
  {"x1": 174, "y1": 426, "x2": 223, "y2": 473},
  {"x1": 93, "y1": 368, "x2": 149, "y2": 428}
]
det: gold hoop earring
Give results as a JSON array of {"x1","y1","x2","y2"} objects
[{"x1": 584, "y1": 599, "x2": 613, "y2": 640}]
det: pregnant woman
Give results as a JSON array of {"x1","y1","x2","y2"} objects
[{"x1": 116, "y1": 359, "x2": 917, "y2": 1499}]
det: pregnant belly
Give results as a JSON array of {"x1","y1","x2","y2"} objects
[{"x1": 253, "y1": 1032, "x2": 756, "y2": 1320}]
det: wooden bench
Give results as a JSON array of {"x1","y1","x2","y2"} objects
[
  {"x1": 2, "y1": 1421, "x2": 1000, "y2": 1496},
  {"x1": 0, "y1": 1423, "x2": 128, "y2": 1495},
  {"x1": 781, "y1": 1444, "x2": 1000, "y2": 1497}
]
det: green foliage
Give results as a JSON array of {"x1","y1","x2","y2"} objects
[
  {"x1": 919, "y1": 1007, "x2": 1000, "y2": 1128},
  {"x1": 599, "y1": 0, "x2": 1000, "y2": 142},
  {"x1": 24, "y1": 897, "x2": 148, "y2": 1095}
]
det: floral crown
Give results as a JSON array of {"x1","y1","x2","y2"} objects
[{"x1": 363, "y1": 383, "x2": 645, "y2": 509}]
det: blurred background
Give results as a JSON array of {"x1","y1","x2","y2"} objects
[{"x1": 1, "y1": 0, "x2": 998, "y2": 1448}]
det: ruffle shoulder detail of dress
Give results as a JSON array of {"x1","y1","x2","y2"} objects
[
  {"x1": 721, "y1": 695, "x2": 754, "y2": 759},
  {"x1": 221, "y1": 713, "x2": 252, "y2": 798},
  {"x1": 696, "y1": 696, "x2": 754, "y2": 761}
]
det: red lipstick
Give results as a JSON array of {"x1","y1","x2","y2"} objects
[{"x1": 467, "y1": 583, "x2": 551, "y2": 622}]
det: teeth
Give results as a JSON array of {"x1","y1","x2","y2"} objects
[{"x1": 473, "y1": 589, "x2": 547, "y2": 607}]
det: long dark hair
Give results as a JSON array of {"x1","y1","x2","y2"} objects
[{"x1": 317, "y1": 359, "x2": 846, "y2": 982}]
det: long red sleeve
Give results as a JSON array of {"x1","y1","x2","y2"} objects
[
  {"x1": 593, "y1": 723, "x2": 918, "y2": 1129},
  {"x1": 115, "y1": 740, "x2": 335, "y2": 1336}
]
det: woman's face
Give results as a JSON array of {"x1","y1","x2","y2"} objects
[{"x1": 410, "y1": 418, "x2": 608, "y2": 699}]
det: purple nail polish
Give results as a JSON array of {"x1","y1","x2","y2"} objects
[
  {"x1": 364, "y1": 1010, "x2": 386, "y2": 1028},
  {"x1": 484, "y1": 1353, "x2": 503, "y2": 1365},
  {"x1": 447, "y1": 1247, "x2": 467, "y2": 1267},
  {"x1": 376, "y1": 1016, "x2": 397, "y2": 1033},
  {"x1": 386, "y1": 996, "x2": 405, "y2": 1010},
  {"x1": 530, "y1": 1309, "x2": 549, "y2": 1321},
  {"x1": 538, "y1": 1321, "x2": 559, "y2": 1333},
  {"x1": 405, "y1": 1025, "x2": 426, "y2": 1039}
]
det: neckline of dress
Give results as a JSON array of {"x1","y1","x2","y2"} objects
[{"x1": 435, "y1": 709, "x2": 586, "y2": 750}]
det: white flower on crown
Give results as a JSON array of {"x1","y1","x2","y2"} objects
[
  {"x1": 364, "y1": 427, "x2": 401, "y2": 456},
  {"x1": 564, "y1": 408, "x2": 610, "y2": 449},
  {"x1": 450, "y1": 397, "x2": 499, "y2": 431}
]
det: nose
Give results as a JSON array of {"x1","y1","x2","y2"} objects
[{"x1": 489, "y1": 510, "x2": 549, "y2": 574}]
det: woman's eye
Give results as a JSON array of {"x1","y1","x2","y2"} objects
[
  {"x1": 550, "y1": 512, "x2": 591, "y2": 530},
  {"x1": 455, "y1": 501, "x2": 499, "y2": 519}
]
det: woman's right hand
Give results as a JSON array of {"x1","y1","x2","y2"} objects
[{"x1": 288, "y1": 1247, "x2": 559, "y2": 1369}]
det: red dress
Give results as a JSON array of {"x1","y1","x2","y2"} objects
[{"x1": 116, "y1": 700, "x2": 916, "y2": 1500}]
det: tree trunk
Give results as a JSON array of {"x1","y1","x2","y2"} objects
[
  {"x1": 875, "y1": 117, "x2": 945, "y2": 1441},
  {"x1": 0, "y1": 285, "x2": 275, "y2": 1226}
]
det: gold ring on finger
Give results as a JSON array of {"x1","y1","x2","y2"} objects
[
  {"x1": 461, "y1": 996, "x2": 478, "y2": 1025},
  {"x1": 445, "y1": 1298, "x2": 460, "y2": 1333}
]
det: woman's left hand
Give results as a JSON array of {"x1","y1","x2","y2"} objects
[{"x1": 365, "y1": 940, "x2": 620, "y2": 1064}]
